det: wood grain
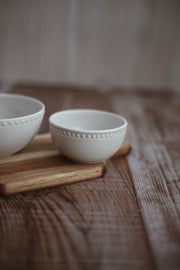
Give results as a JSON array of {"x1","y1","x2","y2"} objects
[
  {"x1": 0, "y1": 134, "x2": 130, "y2": 195},
  {"x1": 0, "y1": 134, "x2": 105, "y2": 195},
  {"x1": 1, "y1": 86, "x2": 180, "y2": 270},
  {"x1": 112, "y1": 91, "x2": 180, "y2": 270}
]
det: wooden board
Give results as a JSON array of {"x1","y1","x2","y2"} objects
[{"x1": 0, "y1": 133, "x2": 130, "y2": 195}]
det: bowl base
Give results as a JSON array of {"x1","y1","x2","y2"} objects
[{"x1": 63, "y1": 154, "x2": 105, "y2": 164}]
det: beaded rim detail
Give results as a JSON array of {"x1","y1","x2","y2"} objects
[
  {"x1": 0, "y1": 112, "x2": 44, "y2": 127},
  {"x1": 51, "y1": 125, "x2": 126, "y2": 139}
]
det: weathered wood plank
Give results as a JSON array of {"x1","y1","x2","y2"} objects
[
  {"x1": 0, "y1": 159, "x2": 154, "y2": 270},
  {"x1": 0, "y1": 87, "x2": 154, "y2": 270},
  {"x1": 112, "y1": 91, "x2": 180, "y2": 270}
]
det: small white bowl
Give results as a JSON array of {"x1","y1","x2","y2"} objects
[
  {"x1": 0, "y1": 93, "x2": 45, "y2": 158},
  {"x1": 49, "y1": 109, "x2": 128, "y2": 164}
]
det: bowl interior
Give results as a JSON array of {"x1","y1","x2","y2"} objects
[
  {"x1": 0, "y1": 94, "x2": 44, "y2": 119},
  {"x1": 50, "y1": 110, "x2": 127, "y2": 132}
]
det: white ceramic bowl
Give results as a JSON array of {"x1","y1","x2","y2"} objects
[
  {"x1": 0, "y1": 93, "x2": 45, "y2": 158},
  {"x1": 49, "y1": 109, "x2": 128, "y2": 164}
]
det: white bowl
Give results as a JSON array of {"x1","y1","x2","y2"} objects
[
  {"x1": 49, "y1": 109, "x2": 128, "y2": 164},
  {"x1": 0, "y1": 93, "x2": 45, "y2": 158}
]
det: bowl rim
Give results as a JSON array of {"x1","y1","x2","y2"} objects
[
  {"x1": 49, "y1": 109, "x2": 128, "y2": 134},
  {"x1": 0, "y1": 93, "x2": 45, "y2": 123}
]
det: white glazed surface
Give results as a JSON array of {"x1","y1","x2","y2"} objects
[
  {"x1": 49, "y1": 109, "x2": 128, "y2": 164},
  {"x1": 0, "y1": 93, "x2": 45, "y2": 157}
]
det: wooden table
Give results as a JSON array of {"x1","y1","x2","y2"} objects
[{"x1": 0, "y1": 85, "x2": 180, "y2": 270}]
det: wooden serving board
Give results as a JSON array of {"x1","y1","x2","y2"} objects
[{"x1": 0, "y1": 134, "x2": 131, "y2": 195}]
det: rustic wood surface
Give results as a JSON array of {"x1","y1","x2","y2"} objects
[{"x1": 0, "y1": 85, "x2": 179, "y2": 270}]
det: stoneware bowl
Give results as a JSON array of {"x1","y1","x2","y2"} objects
[
  {"x1": 0, "y1": 93, "x2": 45, "y2": 158},
  {"x1": 49, "y1": 109, "x2": 128, "y2": 164}
]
